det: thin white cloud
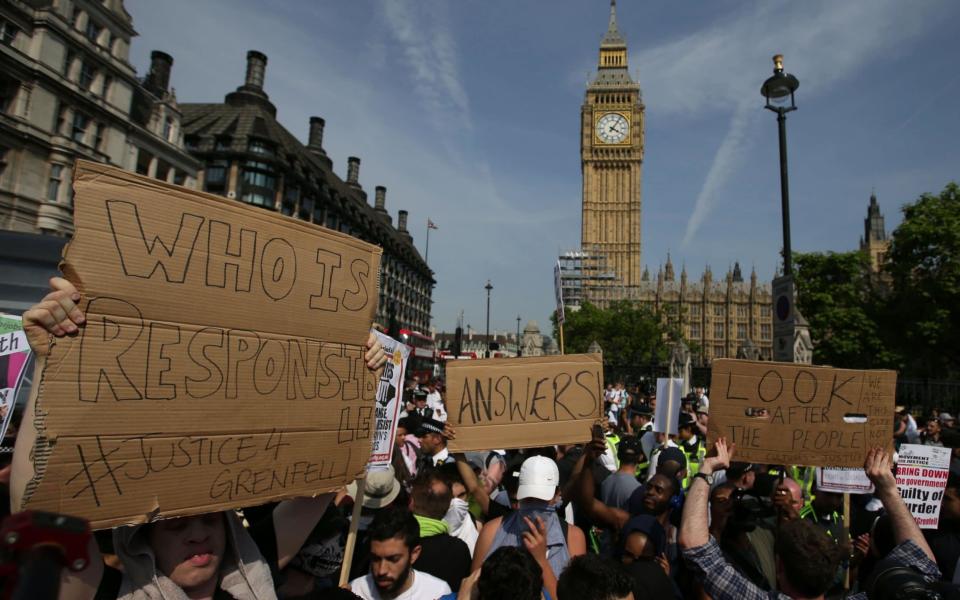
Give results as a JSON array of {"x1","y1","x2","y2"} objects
[
  {"x1": 379, "y1": 0, "x2": 471, "y2": 130},
  {"x1": 682, "y1": 99, "x2": 755, "y2": 247},
  {"x1": 630, "y1": 0, "x2": 942, "y2": 243}
]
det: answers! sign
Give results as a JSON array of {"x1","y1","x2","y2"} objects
[
  {"x1": 708, "y1": 359, "x2": 895, "y2": 468},
  {"x1": 12, "y1": 161, "x2": 382, "y2": 528},
  {"x1": 445, "y1": 353, "x2": 603, "y2": 452}
]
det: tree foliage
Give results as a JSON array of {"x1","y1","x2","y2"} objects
[
  {"x1": 794, "y1": 250, "x2": 897, "y2": 369},
  {"x1": 551, "y1": 300, "x2": 677, "y2": 367},
  {"x1": 794, "y1": 182, "x2": 959, "y2": 378},
  {"x1": 884, "y1": 182, "x2": 960, "y2": 377}
]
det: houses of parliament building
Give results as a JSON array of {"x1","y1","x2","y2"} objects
[{"x1": 559, "y1": 1, "x2": 889, "y2": 365}]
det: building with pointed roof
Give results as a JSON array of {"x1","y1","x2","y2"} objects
[
  {"x1": 558, "y1": 2, "x2": 772, "y2": 364},
  {"x1": 579, "y1": 0, "x2": 645, "y2": 305},
  {"x1": 860, "y1": 192, "x2": 889, "y2": 273}
]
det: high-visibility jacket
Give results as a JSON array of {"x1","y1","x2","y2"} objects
[{"x1": 679, "y1": 438, "x2": 706, "y2": 489}]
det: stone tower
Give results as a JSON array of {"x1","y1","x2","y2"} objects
[
  {"x1": 581, "y1": 0, "x2": 645, "y2": 306},
  {"x1": 859, "y1": 192, "x2": 889, "y2": 273}
]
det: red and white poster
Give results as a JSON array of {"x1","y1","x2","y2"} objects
[
  {"x1": 0, "y1": 314, "x2": 31, "y2": 448},
  {"x1": 368, "y1": 330, "x2": 409, "y2": 470},
  {"x1": 896, "y1": 443, "x2": 951, "y2": 529}
]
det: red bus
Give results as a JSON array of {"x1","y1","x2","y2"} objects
[{"x1": 398, "y1": 329, "x2": 438, "y2": 382}]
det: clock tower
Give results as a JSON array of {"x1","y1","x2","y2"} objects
[{"x1": 581, "y1": 0, "x2": 644, "y2": 304}]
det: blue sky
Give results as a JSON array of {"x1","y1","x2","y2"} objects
[{"x1": 127, "y1": 0, "x2": 960, "y2": 337}]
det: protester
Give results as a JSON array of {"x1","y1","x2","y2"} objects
[
  {"x1": 444, "y1": 547, "x2": 546, "y2": 600},
  {"x1": 923, "y1": 416, "x2": 945, "y2": 447},
  {"x1": 694, "y1": 387, "x2": 709, "y2": 413},
  {"x1": 472, "y1": 455, "x2": 586, "y2": 577},
  {"x1": 349, "y1": 507, "x2": 451, "y2": 600},
  {"x1": 425, "y1": 379, "x2": 448, "y2": 422},
  {"x1": 408, "y1": 471, "x2": 472, "y2": 591},
  {"x1": 345, "y1": 466, "x2": 408, "y2": 581},
  {"x1": 616, "y1": 515, "x2": 675, "y2": 598},
  {"x1": 600, "y1": 435, "x2": 643, "y2": 510},
  {"x1": 25, "y1": 277, "x2": 387, "y2": 600},
  {"x1": 680, "y1": 440, "x2": 942, "y2": 599},
  {"x1": 556, "y1": 554, "x2": 634, "y2": 600}
]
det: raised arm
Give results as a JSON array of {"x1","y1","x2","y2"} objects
[
  {"x1": 456, "y1": 455, "x2": 491, "y2": 515},
  {"x1": 572, "y1": 433, "x2": 629, "y2": 531},
  {"x1": 273, "y1": 493, "x2": 335, "y2": 569},
  {"x1": 864, "y1": 446, "x2": 936, "y2": 562},
  {"x1": 679, "y1": 438, "x2": 731, "y2": 550}
]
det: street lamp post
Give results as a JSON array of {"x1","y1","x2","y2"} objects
[
  {"x1": 761, "y1": 54, "x2": 799, "y2": 276},
  {"x1": 484, "y1": 280, "x2": 493, "y2": 358},
  {"x1": 516, "y1": 315, "x2": 522, "y2": 357},
  {"x1": 762, "y1": 54, "x2": 807, "y2": 363}
]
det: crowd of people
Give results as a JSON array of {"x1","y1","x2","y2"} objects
[{"x1": 2, "y1": 277, "x2": 959, "y2": 599}]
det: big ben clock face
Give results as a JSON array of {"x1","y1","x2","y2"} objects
[{"x1": 596, "y1": 112, "x2": 629, "y2": 144}]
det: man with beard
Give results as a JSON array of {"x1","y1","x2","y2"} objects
[
  {"x1": 350, "y1": 508, "x2": 450, "y2": 600},
  {"x1": 573, "y1": 431, "x2": 680, "y2": 566}
]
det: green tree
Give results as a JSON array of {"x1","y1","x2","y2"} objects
[
  {"x1": 794, "y1": 250, "x2": 896, "y2": 369},
  {"x1": 884, "y1": 182, "x2": 960, "y2": 378},
  {"x1": 551, "y1": 300, "x2": 675, "y2": 368}
]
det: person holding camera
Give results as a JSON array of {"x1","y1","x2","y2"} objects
[{"x1": 680, "y1": 440, "x2": 941, "y2": 600}]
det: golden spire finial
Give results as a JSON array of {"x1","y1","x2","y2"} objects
[{"x1": 773, "y1": 54, "x2": 784, "y2": 71}]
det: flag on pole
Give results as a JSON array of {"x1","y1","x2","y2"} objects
[{"x1": 427, "y1": 219, "x2": 438, "y2": 230}]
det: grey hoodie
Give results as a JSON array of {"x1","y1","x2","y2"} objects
[{"x1": 111, "y1": 511, "x2": 276, "y2": 600}]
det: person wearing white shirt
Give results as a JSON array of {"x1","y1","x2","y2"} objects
[
  {"x1": 350, "y1": 508, "x2": 451, "y2": 600},
  {"x1": 425, "y1": 379, "x2": 448, "y2": 422}
]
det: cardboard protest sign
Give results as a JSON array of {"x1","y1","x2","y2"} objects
[
  {"x1": 11, "y1": 161, "x2": 382, "y2": 529},
  {"x1": 817, "y1": 467, "x2": 874, "y2": 494},
  {"x1": 897, "y1": 444, "x2": 950, "y2": 529},
  {"x1": 445, "y1": 354, "x2": 603, "y2": 452},
  {"x1": 368, "y1": 331, "x2": 409, "y2": 470},
  {"x1": 654, "y1": 378, "x2": 682, "y2": 436},
  {"x1": 0, "y1": 314, "x2": 31, "y2": 446},
  {"x1": 708, "y1": 359, "x2": 895, "y2": 468}
]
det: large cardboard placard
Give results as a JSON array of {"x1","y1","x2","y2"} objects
[
  {"x1": 897, "y1": 444, "x2": 950, "y2": 529},
  {"x1": 445, "y1": 354, "x2": 603, "y2": 452},
  {"x1": 11, "y1": 161, "x2": 382, "y2": 529},
  {"x1": 707, "y1": 359, "x2": 895, "y2": 468}
]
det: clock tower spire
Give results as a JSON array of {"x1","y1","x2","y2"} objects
[{"x1": 580, "y1": 0, "x2": 645, "y2": 306}]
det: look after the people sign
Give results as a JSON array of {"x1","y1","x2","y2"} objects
[
  {"x1": 11, "y1": 161, "x2": 382, "y2": 529},
  {"x1": 708, "y1": 359, "x2": 895, "y2": 468}
]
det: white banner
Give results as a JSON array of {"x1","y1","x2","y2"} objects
[
  {"x1": 654, "y1": 378, "x2": 683, "y2": 436},
  {"x1": 817, "y1": 467, "x2": 875, "y2": 494},
  {"x1": 368, "y1": 331, "x2": 410, "y2": 470},
  {"x1": 896, "y1": 444, "x2": 951, "y2": 529}
]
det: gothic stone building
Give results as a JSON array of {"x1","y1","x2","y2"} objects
[
  {"x1": 638, "y1": 258, "x2": 772, "y2": 364},
  {"x1": 0, "y1": 0, "x2": 199, "y2": 235},
  {"x1": 180, "y1": 51, "x2": 433, "y2": 333}
]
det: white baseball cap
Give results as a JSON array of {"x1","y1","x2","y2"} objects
[{"x1": 516, "y1": 455, "x2": 559, "y2": 502}]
